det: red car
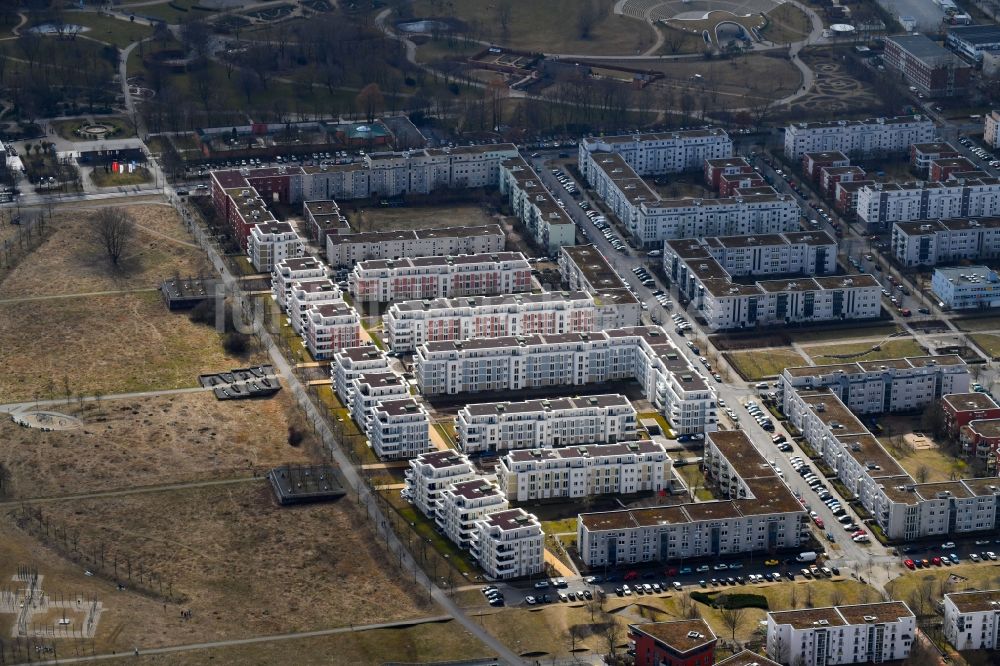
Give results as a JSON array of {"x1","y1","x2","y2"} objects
[
  {"x1": 904, "y1": 559, "x2": 915, "y2": 570},
  {"x1": 664, "y1": 567, "x2": 678, "y2": 576},
  {"x1": 814, "y1": 517, "x2": 825, "y2": 529},
  {"x1": 624, "y1": 571, "x2": 639, "y2": 581},
  {"x1": 932, "y1": 557, "x2": 942, "y2": 566}
]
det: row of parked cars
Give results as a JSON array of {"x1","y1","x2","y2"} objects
[
  {"x1": 550, "y1": 168, "x2": 578, "y2": 196},
  {"x1": 614, "y1": 581, "x2": 684, "y2": 597},
  {"x1": 790, "y1": 457, "x2": 869, "y2": 543},
  {"x1": 959, "y1": 137, "x2": 1000, "y2": 168},
  {"x1": 744, "y1": 400, "x2": 775, "y2": 432}
]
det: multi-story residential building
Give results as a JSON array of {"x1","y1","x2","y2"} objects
[
  {"x1": 803, "y1": 151, "x2": 850, "y2": 181},
  {"x1": 779, "y1": 355, "x2": 970, "y2": 416},
  {"x1": 414, "y1": 326, "x2": 717, "y2": 435},
  {"x1": 287, "y1": 278, "x2": 342, "y2": 334},
  {"x1": 303, "y1": 301, "x2": 360, "y2": 360},
  {"x1": 302, "y1": 199, "x2": 350, "y2": 243},
  {"x1": 498, "y1": 156, "x2": 576, "y2": 253},
  {"x1": 704, "y1": 157, "x2": 763, "y2": 196},
  {"x1": 470, "y1": 508, "x2": 544, "y2": 580},
  {"x1": 834, "y1": 179, "x2": 877, "y2": 216},
  {"x1": 558, "y1": 245, "x2": 640, "y2": 328},
  {"x1": 628, "y1": 619, "x2": 717, "y2": 666},
  {"x1": 959, "y1": 418, "x2": 1000, "y2": 462},
  {"x1": 272, "y1": 256, "x2": 326, "y2": 310},
  {"x1": 766, "y1": 602, "x2": 915, "y2": 666},
  {"x1": 783, "y1": 115, "x2": 936, "y2": 160},
  {"x1": 436, "y1": 478, "x2": 509, "y2": 549},
  {"x1": 210, "y1": 170, "x2": 290, "y2": 249},
  {"x1": 819, "y1": 166, "x2": 867, "y2": 198},
  {"x1": 931, "y1": 157, "x2": 977, "y2": 182},
  {"x1": 579, "y1": 129, "x2": 733, "y2": 178},
  {"x1": 664, "y1": 238, "x2": 879, "y2": 331},
  {"x1": 911, "y1": 142, "x2": 960, "y2": 173},
  {"x1": 248, "y1": 221, "x2": 303, "y2": 272},
  {"x1": 932, "y1": 265, "x2": 1000, "y2": 309},
  {"x1": 455, "y1": 393, "x2": 637, "y2": 453},
  {"x1": 856, "y1": 176, "x2": 1000, "y2": 231},
  {"x1": 943, "y1": 589, "x2": 1000, "y2": 651},
  {"x1": 666, "y1": 232, "x2": 838, "y2": 279},
  {"x1": 577, "y1": 430, "x2": 806, "y2": 566},
  {"x1": 884, "y1": 34, "x2": 971, "y2": 98},
  {"x1": 947, "y1": 24, "x2": 1000, "y2": 63},
  {"x1": 332, "y1": 345, "x2": 388, "y2": 403},
  {"x1": 349, "y1": 252, "x2": 531, "y2": 303},
  {"x1": 891, "y1": 217, "x2": 1000, "y2": 266},
  {"x1": 382, "y1": 291, "x2": 595, "y2": 353},
  {"x1": 584, "y1": 151, "x2": 799, "y2": 247},
  {"x1": 325, "y1": 225, "x2": 505, "y2": 268},
  {"x1": 987, "y1": 110, "x2": 1000, "y2": 150},
  {"x1": 496, "y1": 440, "x2": 670, "y2": 502},
  {"x1": 369, "y1": 397, "x2": 431, "y2": 460},
  {"x1": 348, "y1": 371, "x2": 410, "y2": 435},
  {"x1": 942, "y1": 392, "x2": 1000, "y2": 436},
  {"x1": 405, "y1": 450, "x2": 478, "y2": 518}
]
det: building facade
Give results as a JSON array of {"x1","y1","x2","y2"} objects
[
  {"x1": 303, "y1": 301, "x2": 360, "y2": 360},
  {"x1": 498, "y1": 156, "x2": 576, "y2": 253},
  {"x1": 248, "y1": 221, "x2": 303, "y2": 272},
  {"x1": 628, "y1": 619, "x2": 717, "y2": 666},
  {"x1": 943, "y1": 590, "x2": 1000, "y2": 651},
  {"x1": 369, "y1": 397, "x2": 431, "y2": 460},
  {"x1": 932, "y1": 266, "x2": 1000, "y2": 310},
  {"x1": 348, "y1": 371, "x2": 410, "y2": 435},
  {"x1": 287, "y1": 278, "x2": 343, "y2": 334},
  {"x1": 579, "y1": 129, "x2": 733, "y2": 177},
  {"x1": 470, "y1": 508, "x2": 545, "y2": 580},
  {"x1": 883, "y1": 34, "x2": 971, "y2": 98},
  {"x1": 325, "y1": 225, "x2": 505, "y2": 268},
  {"x1": 856, "y1": 177, "x2": 1000, "y2": 231},
  {"x1": 558, "y1": 245, "x2": 641, "y2": 329},
  {"x1": 273, "y1": 256, "x2": 326, "y2": 310},
  {"x1": 332, "y1": 346, "x2": 388, "y2": 403},
  {"x1": 783, "y1": 116, "x2": 936, "y2": 160},
  {"x1": 405, "y1": 450, "x2": 478, "y2": 518},
  {"x1": 455, "y1": 393, "x2": 637, "y2": 453},
  {"x1": 891, "y1": 217, "x2": 1000, "y2": 267},
  {"x1": 436, "y1": 477, "x2": 509, "y2": 549}
]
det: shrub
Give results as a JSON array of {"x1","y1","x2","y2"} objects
[
  {"x1": 222, "y1": 331, "x2": 249, "y2": 355},
  {"x1": 691, "y1": 591, "x2": 769, "y2": 610},
  {"x1": 287, "y1": 425, "x2": 305, "y2": 447}
]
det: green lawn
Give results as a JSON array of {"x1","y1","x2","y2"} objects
[
  {"x1": 124, "y1": 0, "x2": 205, "y2": 24},
  {"x1": 725, "y1": 348, "x2": 808, "y2": 380},
  {"x1": 52, "y1": 117, "x2": 136, "y2": 142},
  {"x1": 382, "y1": 490, "x2": 478, "y2": 578},
  {"x1": 67, "y1": 11, "x2": 154, "y2": 48},
  {"x1": 90, "y1": 166, "x2": 152, "y2": 187},
  {"x1": 802, "y1": 338, "x2": 925, "y2": 363},
  {"x1": 541, "y1": 517, "x2": 578, "y2": 535},
  {"x1": 676, "y1": 464, "x2": 714, "y2": 501},
  {"x1": 637, "y1": 411, "x2": 675, "y2": 438},
  {"x1": 760, "y1": 3, "x2": 811, "y2": 45},
  {"x1": 886, "y1": 563, "x2": 1000, "y2": 606},
  {"x1": 971, "y1": 333, "x2": 1000, "y2": 359}
]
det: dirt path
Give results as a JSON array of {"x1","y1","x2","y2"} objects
[
  {"x1": 0, "y1": 476, "x2": 258, "y2": 506},
  {"x1": 0, "y1": 287, "x2": 160, "y2": 304}
]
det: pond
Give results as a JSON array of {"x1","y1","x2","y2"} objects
[{"x1": 397, "y1": 19, "x2": 451, "y2": 33}]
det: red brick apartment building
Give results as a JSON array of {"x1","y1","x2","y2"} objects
[
  {"x1": 942, "y1": 392, "x2": 1000, "y2": 435},
  {"x1": 629, "y1": 619, "x2": 716, "y2": 666}
]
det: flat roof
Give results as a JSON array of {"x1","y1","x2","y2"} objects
[
  {"x1": 912, "y1": 142, "x2": 957, "y2": 153},
  {"x1": 375, "y1": 397, "x2": 425, "y2": 417},
  {"x1": 463, "y1": 393, "x2": 630, "y2": 416},
  {"x1": 835, "y1": 434, "x2": 906, "y2": 478},
  {"x1": 914, "y1": 481, "x2": 973, "y2": 501},
  {"x1": 392, "y1": 290, "x2": 591, "y2": 313},
  {"x1": 708, "y1": 430, "x2": 777, "y2": 481},
  {"x1": 414, "y1": 450, "x2": 471, "y2": 470},
  {"x1": 803, "y1": 150, "x2": 849, "y2": 161},
  {"x1": 357, "y1": 250, "x2": 526, "y2": 270},
  {"x1": 835, "y1": 601, "x2": 913, "y2": 625},
  {"x1": 334, "y1": 345, "x2": 385, "y2": 362},
  {"x1": 715, "y1": 650, "x2": 781, "y2": 666},
  {"x1": 943, "y1": 392, "x2": 1000, "y2": 412},
  {"x1": 562, "y1": 244, "x2": 625, "y2": 290},
  {"x1": 958, "y1": 477, "x2": 1000, "y2": 496},
  {"x1": 505, "y1": 440, "x2": 663, "y2": 463},
  {"x1": 480, "y1": 508, "x2": 540, "y2": 531},
  {"x1": 768, "y1": 607, "x2": 846, "y2": 630},
  {"x1": 949, "y1": 24, "x2": 1000, "y2": 45},
  {"x1": 277, "y1": 256, "x2": 324, "y2": 272},
  {"x1": 800, "y1": 392, "x2": 867, "y2": 435},
  {"x1": 630, "y1": 619, "x2": 716, "y2": 654},
  {"x1": 788, "y1": 115, "x2": 930, "y2": 131},
  {"x1": 946, "y1": 589, "x2": 1000, "y2": 613},
  {"x1": 966, "y1": 418, "x2": 1000, "y2": 438},
  {"x1": 585, "y1": 128, "x2": 730, "y2": 144},
  {"x1": 878, "y1": 476, "x2": 922, "y2": 505},
  {"x1": 447, "y1": 478, "x2": 503, "y2": 501}
]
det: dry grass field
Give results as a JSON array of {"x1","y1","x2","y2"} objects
[
  {"x1": 725, "y1": 348, "x2": 808, "y2": 380},
  {"x1": 17, "y1": 482, "x2": 432, "y2": 646},
  {"x1": 0, "y1": 204, "x2": 209, "y2": 299},
  {"x1": 80, "y1": 620, "x2": 492, "y2": 665},
  {"x1": 0, "y1": 391, "x2": 315, "y2": 498},
  {"x1": 0, "y1": 291, "x2": 249, "y2": 402},
  {"x1": 346, "y1": 204, "x2": 496, "y2": 234},
  {"x1": 802, "y1": 338, "x2": 926, "y2": 363}
]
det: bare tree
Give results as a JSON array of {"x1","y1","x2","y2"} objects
[
  {"x1": 829, "y1": 585, "x2": 845, "y2": 607},
  {"x1": 602, "y1": 616, "x2": 622, "y2": 660},
  {"x1": 915, "y1": 465, "x2": 930, "y2": 484},
  {"x1": 719, "y1": 605, "x2": 748, "y2": 641},
  {"x1": 91, "y1": 208, "x2": 135, "y2": 267},
  {"x1": 355, "y1": 83, "x2": 385, "y2": 124}
]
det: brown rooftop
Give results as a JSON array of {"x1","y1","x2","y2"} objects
[
  {"x1": 715, "y1": 649, "x2": 781, "y2": 666},
  {"x1": 835, "y1": 601, "x2": 913, "y2": 625},
  {"x1": 768, "y1": 607, "x2": 846, "y2": 630},
  {"x1": 946, "y1": 589, "x2": 1000, "y2": 613},
  {"x1": 943, "y1": 392, "x2": 1000, "y2": 412},
  {"x1": 630, "y1": 619, "x2": 716, "y2": 654}
]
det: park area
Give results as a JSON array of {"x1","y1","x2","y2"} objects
[
  {"x1": 725, "y1": 348, "x2": 807, "y2": 380},
  {"x1": 801, "y1": 337, "x2": 926, "y2": 364},
  {"x1": 345, "y1": 203, "x2": 496, "y2": 234}
]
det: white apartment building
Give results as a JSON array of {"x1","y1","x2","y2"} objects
[
  {"x1": 405, "y1": 450, "x2": 478, "y2": 518},
  {"x1": 332, "y1": 346, "x2": 388, "y2": 403},
  {"x1": 248, "y1": 221, "x2": 303, "y2": 272},
  {"x1": 287, "y1": 278, "x2": 343, "y2": 334},
  {"x1": 470, "y1": 508, "x2": 545, "y2": 580},
  {"x1": 302, "y1": 301, "x2": 360, "y2": 360},
  {"x1": 273, "y1": 256, "x2": 326, "y2": 310},
  {"x1": 987, "y1": 111, "x2": 1000, "y2": 149},
  {"x1": 302, "y1": 199, "x2": 350, "y2": 242},
  {"x1": 558, "y1": 244, "x2": 640, "y2": 329},
  {"x1": 891, "y1": 217, "x2": 1000, "y2": 266},
  {"x1": 665, "y1": 239, "x2": 881, "y2": 331},
  {"x1": 578, "y1": 129, "x2": 733, "y2": 177},
  {"x1": 414, "y1": 326, "x2": 717, "y2": 435},
  {"x1": 577, "y1": 430, "x2": 806, "y2": 566},
  {"x1": 766, "y1": 602, "x2": 915, "y2": 666},
  {"x1": 369, "y1": 397, "x2": 430, "y2": 460},
  {"x1": 583, "y1": 151, "x2": 799, "y2": 247},
  {"x1": 455, "y1": 393, "x2": 637, "y2": 453},
  {"x1": 435, "y1": 477, "x2": 509, "y2": 549},
  {"x1": 944, "y1": 590, "x2": 1000, "y2": 651},
  {"x1": 856, "y1": 176, "x2": 1000, "y2": 231},
  {"x1": 496, "y1": 440, "x2": 670, "y2": 502},
  {"x1": 783, "y1": 115, "x2": 936, "y2": 160},
  {"x1": 299, "y1": 144, "x2": 520, "y2": 201},
  {"x1": 382, "y1": 291, "x2": 596, "y2": 353},
  {"x1": 325, "y1": 225, "x2": 505, "y2": 268},
  {"x1": 666, "y1": 232, "x2": 839, "y2": 278},
  {"x1": 348, "y1": 371, "x2": 410, "y2": 435},
  {"x1": 932, "y1": 265, "x2": 1000, "y2": 309},
  {"x1": 349, "y1": 252, "x2": 532, "y2": 303},
  {"x1": 499, "y1": 156, "x2": 576, "y2": 253}
]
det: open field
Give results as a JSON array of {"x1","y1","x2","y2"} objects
[
  {"x1": 475, "y1": 603, "x2": 628, "y2": 660},
  {"x1": 970, "y1": 333, "x2": 1000, "y2": 358},
  {"x1": 877, "y1": 414, "x2": 969, "y2": 483},
  {"x1": 0, "y1": 203, "x2": 209, "y2": 299},
  {"x1": 760, "y1": 3, "x2": 811, "y2": 45},
  {"x1": 91, "y1": 166, "x2": 153, "y2": 187},
  {"x1": 81, "y1": 619, "x2": 492, "y2": 665},
  {"x1": 52, "y1": 117, "x2": 137, "y2": 142},
  {"x1": 886, "y1": 562, "x2": 1000, "y2": 607},
  {"x1": 63, "y1": 12, "x2": 155, "y2": 48},
  {"x1": 802, "y1": 338, "x2": 926, "y2": 363},
  {"x1": 0, "y1": 291, "x2": 248, "y2": 403},
  {"x1": 22, "y1": 482, "x2": 432, "y2": 646},
  {"x1": 345, "y1": 204, "x2": 496, "y2": 234},
  {"x1": 0, "y1": 390, "x2": 315, "y2": 498},
  {"x1": 726, "y1": 348, "x2": 808, "y2": 380},
  {"x1": 957, "y1": 317, "x2": 1000, "y2": 332},
  {"x1": 410, "y1": 0, "x2": 655, "y2": 55},
  {"x1": 124, "y1": 0, "x2": 205, "y2": 24}
]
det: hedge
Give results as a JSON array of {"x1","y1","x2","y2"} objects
[{"x1": 690, "y1": 591, "x2": 769, "y2": 610}]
